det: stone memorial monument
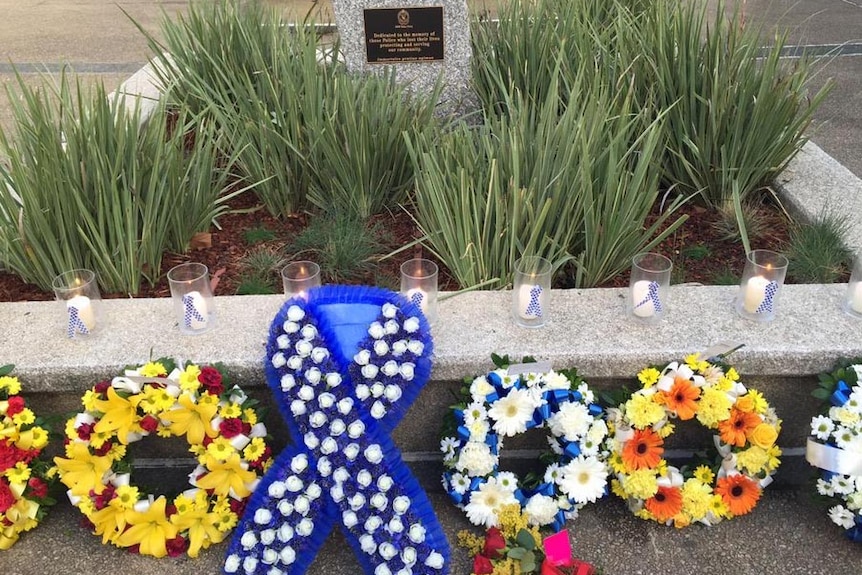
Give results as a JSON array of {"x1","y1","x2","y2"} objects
[{"x1": 332, "y1": 0, "x2": 474, "y2": 114}]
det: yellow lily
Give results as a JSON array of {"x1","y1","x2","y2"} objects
[
  {"x1": 116, "y1": 497, "x2": 178, "y2": 558},
  {"x1": 92, "y1": 387, "x2": 143, "y2": 444},
  {"x1": 170, "y1": 504, "x2": 225, "y2": 557},
  {"x1": 160, "y1": 393, "x2": 218, "y2": 445},
  {"x1": 195, "y1": 453, "x2": 256, "y2": 498},
  {"x1": 54, "y1": 443, "x2": 112, "y2": 495}
]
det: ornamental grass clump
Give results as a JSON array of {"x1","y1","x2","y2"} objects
[{"x1": 0, "y1": 73, "x2": 245, "y2": 293}]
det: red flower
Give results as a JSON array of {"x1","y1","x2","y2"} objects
[
  {"x1": 198, "y1": 367, "x2": 224, "y2": 395},
  {"x1": 76, "y1": 422, "x2": 95, "y2": 441},
  {"x1": 483, "y1": 526, "x2": 506, "y2": 559},
  {"x1": 93, "y1": 442, "x2": 113, "y2": 457},
  {"x1": 5, "y1": 395, "x2": 25, "y2": 417},
  {"x1": 472, "y1": 554, "x2": 494, "y2": 575},
  {"x1": 0, "y1": 479, "x2": 16, "y2": 513},
  {"x1": 165, "y1": 535, "x2": 189, "y2": 557},
  {"x1": 230, "y1": 498, "x2": 247, "y2": 516},
  {"x1": 27, "y1": 477, "x2": 48, "y2": 499},
  {"x1": 94, "y1": 380, "x2": 111, "y2": 395},
  {"x1": 139, "y1": 415, "x2": 159, "y2": 434},
  {"x1": 219, "y1": 418, "x2": 244, "y2": 439},
  {"x1": 0, "y1": 441, "x2": 25, "y2": 472}
]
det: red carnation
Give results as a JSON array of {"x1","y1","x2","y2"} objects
[
  {"x1": 166, "y1": 535, "x2": 188, "y2": 557},
  {"x1": 27, "y1": 477, "x2": 48, "y2": 499},
  {"x1": 76, "y1": 422, "x2": 95, "y2": 441},
  {"x1": 94, "y1": 442, "x2": 113, "y2": 457},
  {"x1": 0, "y1": 479, "x2": 16, "y2": 513},
  {"x1": 473, "y1": 554, "x2": 494, "y2": 575},
  {"x1": 483, "y1": 526, "x2": 506, "y2": 559},
  {"x1": 198, "y1": 367, "x2": 224, "y2": 395},
  {"x1": 5, "y1": 395, "x2": 25, "y2": 417},
  {"x1": 139, "y1": 415, "x2": 159, "y2": 434},
  {"x1": 0, "y1": 441, "x2": 22, "y2": 472},
  {"x1": 219, "y1": 418, "x2": 243, "y2": 439},
  {"x1": 94, "y1": 380, "x2": 111, "y2": 395}
]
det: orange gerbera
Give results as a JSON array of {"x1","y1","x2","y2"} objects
[
  {"x1": 659, "y1": 377, "x2": 701, "y2": 420},
  {"x1": 717, "y1": 409, "x2": 761, "y2": 447},
  {"x1": 645, "y1": 486, "x2": 683, "y2": 522},
  {"x1": 715, "y1": 474, "x2": 761, "y2": 516},
  {"x1": 621, "y1": 428, "x2": 664, "y2": 471}
]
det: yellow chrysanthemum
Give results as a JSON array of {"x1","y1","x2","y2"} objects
[
  {"x1": 173, "y1": 494, "x2": 195, "y2": 516},
  {"x1": 0, "y1": 376, "x2": 22, "y2": 395},
  {"x1": 611, "y1": 479, "x2": 627, "y2": 499},
  {"x1": 139, "y1": 362, "x2": 167, "y2": 378},
  {"x1": 139, "y1": 386, "x2": 175, "y2": 415},
  {"x1": 736, "y1": 446, "x2": 769, "y2": 476},
  {"x1": 634, "y1": 508, "x2": 654, "y2": 521},
  {"x1": 114, "y1": 485, "x2": 140, "y2": 509},
  {"x1": 766, "y1": 445, "x2": 782, "y2": 471},
  {"x1": 638, "y1": 367, "x2": 661, "y2": 389},
  {"x1": 657, "y1": 423, "x2": 675, "y2": 438},
  {"x1": 6, "y1": 462, "x2": 31, "y2": 485},
  {"x1": 746, "y1": 389, "x2": 769, "y2": 414},
  {"x1": 81, "y1": 389, "x2": 101, "y2": 413},
  {"x1": 725, "y1": 367, "x2": 740, "y2": 382},
  {"x1": 684, "y1": 353, "x2": 708, "y2": 372},
  {"x1": 625, "y1": 393, "x2": 666, "y2": 429},
  {"x1": 714, "y1": 376, "x2": 734, "y2": 392},
  {"x1": 681, "y1": 479, "x2": 711, "y2": 520},
  {"x1": 243, "y1": 437, "x2": 266, "y2": 462},
  {"x1": 709, "y1": 494, "x2": 730, "y2": 519},
  {"x1": 65, "y1": 419, "x2": 79, "y2": 440},
  {"x1": 89, "y1": 429, "x2": 112, "y2": 450},
  {"x1": 243, "y1": 408, "x2": 258, "y2": 426},
  {"x1": 622, "y1": 468, "x2": 659, "y2": 500},
  {"x1": 693, "y1": 465, "x2": 715, "y2": 484},
  {"x1": 219, "y1": 403, "x2": 241, "y2": 419},
  {"x1": 179, "y1": 365, "x2": 202, "y2": 391},
  {"x1": 12, "y1": 408, "x2": 35, "y2": 426},
  {"x1": 207, "y1": 437, "x2": 236, "y2": 461},
  {"x1": 696, "y1": 387, "x2": 732, "y2": 428}
]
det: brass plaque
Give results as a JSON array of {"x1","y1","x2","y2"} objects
[{"x1": 364, "y1": 7, "x2": 444, "y2": 64}]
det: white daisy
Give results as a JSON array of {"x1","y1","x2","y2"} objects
[
  {"x1": 547, "y1": 435, "x2": 564, "y2": 455},
  {"x1": 440, "y1": 437, "x2": 460, "y2": 462},
  {"x1": 549, "y1": 401, "x2": 591, "y2": 442},
  {"x1": 557, "y1": 456, "x2": 608, "y2": 504},
  {"x1": 817, "y1": 478, "x2": 836, "y2": 497},
  {"x1": 488, "y1": 387, "x2": 536, "y2": 437},
  {"x1": 470, "y1": 376, "x2": 495, "y2": 402},
  {"x1": 495, "y1": 471, "x2": 518, "y2": 493},
  {"x1": 463, "y1": 402, "x2": 488, "y2": 426},
  {"x1": 524, "y1": 494, "x2": 559, "y2": 526},
  {"x1": 831, "y1": 475, "x2": 856, "y2": 496},
  {"x1": 577, "y1": 383, "x2": 595, "y2": 404},
  {"x1": 464, "y1": 477, "x2": 517, "y2": 527},
  {"x1": 833, "y1": 426, "x2": 856, "y2": 449},
  {"x1": 544, "y1": 463, "x2": 562, "y2": 484},
  {"x1": 847, "y1": 491, "x2": 862, "y2": 511},
  {"x1": 810, "y1": 414, "x2": 835, "y2": 440},
  {"x1": 467, "y1": 419, "x2": 490, "y2": 443},
  {"x1": 828, "y1": 505, "x2": 857, "y2": 529},
  {"x1": 450, "y1": 473, "x2": 470, "y2": 494}
]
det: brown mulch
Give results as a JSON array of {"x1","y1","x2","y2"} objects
[{"x1": 0, "y1": 194, "x2": 794, "y2": 303}]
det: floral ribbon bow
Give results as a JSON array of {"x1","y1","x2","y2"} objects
[{"x1": 224, "y1": 285, "x2": 449, "y2": 575}]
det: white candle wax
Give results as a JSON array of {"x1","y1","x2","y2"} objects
[
  {"x1": 742, "y1": 275, "x2": 770, "y2": 313},
  {"x1": 67, "y1": 295, "x2": 96, "y2": 331},
  {"x1": 405, "y1": 288, "x2": 428, "y2": 314},
  {"x1": 631, "y1": 280, "x2": 655, "y2": 318},
  {"x1": 850, "y1": 282, "x2": 862, "y2": 314},
  {"x1": 184, "y1": 290, "x2": 209, "y2": 330},
  {"x1": 518, "y1": 283, "x2": 544, "y2": 319}
]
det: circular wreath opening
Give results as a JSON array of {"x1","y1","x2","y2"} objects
[
  {"x1": 808, "y1": 361, "x2": 862, "y2": 541},
  {"x1": 54, "y1": 360, "x2": 273, "y2": 558},
  {"x1": 606, "y1": 354, "x2": 781, "y2": 527},
  {"x1": 441, "y1": 360, "x2": 609, "y2": 530}
]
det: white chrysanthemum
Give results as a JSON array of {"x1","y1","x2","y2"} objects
[
  {"x1": 810, "y1": 414, "x2": 835, "y2": 440},
  {"x1": 464, "y1": 477, "x2": 517, "y2": 527},
  {"x1": 557, "y1": 456, "x2": 608, "y2": 504},
  {"x1": 577, "y1": 383, "x2": 595, "y2": 404},
  {"x1": 833, "y1": 426, "x2": 856, "y2": 449},
  {"x1": 467, "y1": 418, "x2": 490, "y2": 443},
  {"x1": 455, "y1": 441, "x2": 496, "y2": 476},
  {"x1": 831, "y1": 475, "x2": 856, "y2": 495},
  {"x1": 524, "y1": 493, "x2": 560, "y2": 526},
  {"x1": 817, "y1": 478, "x2": 836, "y2": 497},
  {"x1": 470, "y1": 376, "x2": 495, "y2": 402},
  {"x1": 463, "y1": 402, "x2": 488, "y2": 425},
  {"x1": 829, "y1": 505, "x2": 857, "y2": 529},
  {"x1": 549, "y1": 401, "x2": 592, "y2": 442},
  {"x1": 543, "y1": 371, "x2": 570, "y2": 390},
  {"x1": 488, "y1": 388, "x2": 536, "y2": 437},
  {"x1": 586, "y1": 420, "x2": 609, "y2": 444}
]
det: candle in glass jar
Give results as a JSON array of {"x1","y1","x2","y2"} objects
[
  {"x1": 518, "y1": 280, "x2": 544, "y2": 319},
  {"x1": 67, "y1": 295, "x2": 95, "y2": 332},
  {"x1": 850, "y1": 283, "x2": 862, "y2": 314},
  {"x1": 742, "y1": 275, "x2": 771, "y2": 313},
  {"x1": 631, "y1": 280, "x2": 656, "y2": 318}
]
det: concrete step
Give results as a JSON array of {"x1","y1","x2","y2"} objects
[{"x1": 3, "y1": 487, "x2": 859, "y2": 575}]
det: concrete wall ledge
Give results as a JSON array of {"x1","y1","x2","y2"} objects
[{"x1": 3, "y1": 283, "x2": 860, "y2": 393}]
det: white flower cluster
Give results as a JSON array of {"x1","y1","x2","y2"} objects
[
  {"x1": 810, "y1": 366, "x2": 862, "y2": 532},
  {"x1": 441, "y1": 367, "x2": 609, "y2": 528}
]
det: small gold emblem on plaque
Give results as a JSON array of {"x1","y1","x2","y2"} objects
[{"x1": 397, "y1": 9, "x2": 410, "y2": 26}]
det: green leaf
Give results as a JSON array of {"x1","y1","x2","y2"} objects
[
  {"x1": 520, "y1": 551, "x2": 537, "y2": 573},
  {"x1": 811, "y1": 387, "x2": 832, "y2": 401},
  {"x1": 516, "y1": 528, "x2": 536, "y2": 551},
  {"x1": 491, "y1": 353, "x2": 511, "y2": 369},
  {"x1": 508, "y1": 547, "x2": 527, "y2": 560},
  {"x1": 0, "y1": 364, "x2": 14, "y2": 377}
]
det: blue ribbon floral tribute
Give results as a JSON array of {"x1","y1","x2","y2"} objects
[{"x1": 224, "y1": 286, "x2": 449, "y2": 574}]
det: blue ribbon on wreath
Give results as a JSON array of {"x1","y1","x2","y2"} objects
[
  {"x1": 847, "y1": 515, "x2": 862, "y2": 543},
  {"x1": 831, "y1": 380, "x2": 851, "y2": 407},
  {"x1": 223, "y1": 286, "x2": 449, "y2": 575}
]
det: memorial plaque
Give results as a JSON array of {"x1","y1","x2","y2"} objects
[{"x1": 364, "y1": 7, "x2": 444, "y2": 64}]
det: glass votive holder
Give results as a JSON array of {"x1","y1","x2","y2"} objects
[
  {"x1": 627, "y1": 253, "x2": 673, "y2": 324},
  {"x1": 400, "y1": 258, "x2": 438, "y2": 323},
  {"x1": 52, "y1": 269, "x2": 101, "y2": 339},
  {"x1": 843, "y1": 255, "x2": 862, "y2": 318},
  {"x1": 167, "y1": 262, "x2": 216, "y2": 335},
  {"x1": 282, "y1": 261, "x2": 321, "y2": 300},
  {"x1": 512, "y1": 256, "x2": 552, "y2": 328},
  {"x1": 735, "y1": 249, "x2": 789, "y2": 322}
]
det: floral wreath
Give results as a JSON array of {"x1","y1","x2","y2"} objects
[
  {"x1": 0, "y1": 365, "x2": 56, "y2": 550},
  {"x1": 605, "y1": 353, "x2": 781, "y2": 527},
  {"x1": 807, "y1": 360, "x2": 862, "y2": 542},
  {"x1": 54, "y1": 360, "x2": 272, "y2": 558},
  {"x1": 441, "y1": 356, "x2": 609, "y2": 530}
]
